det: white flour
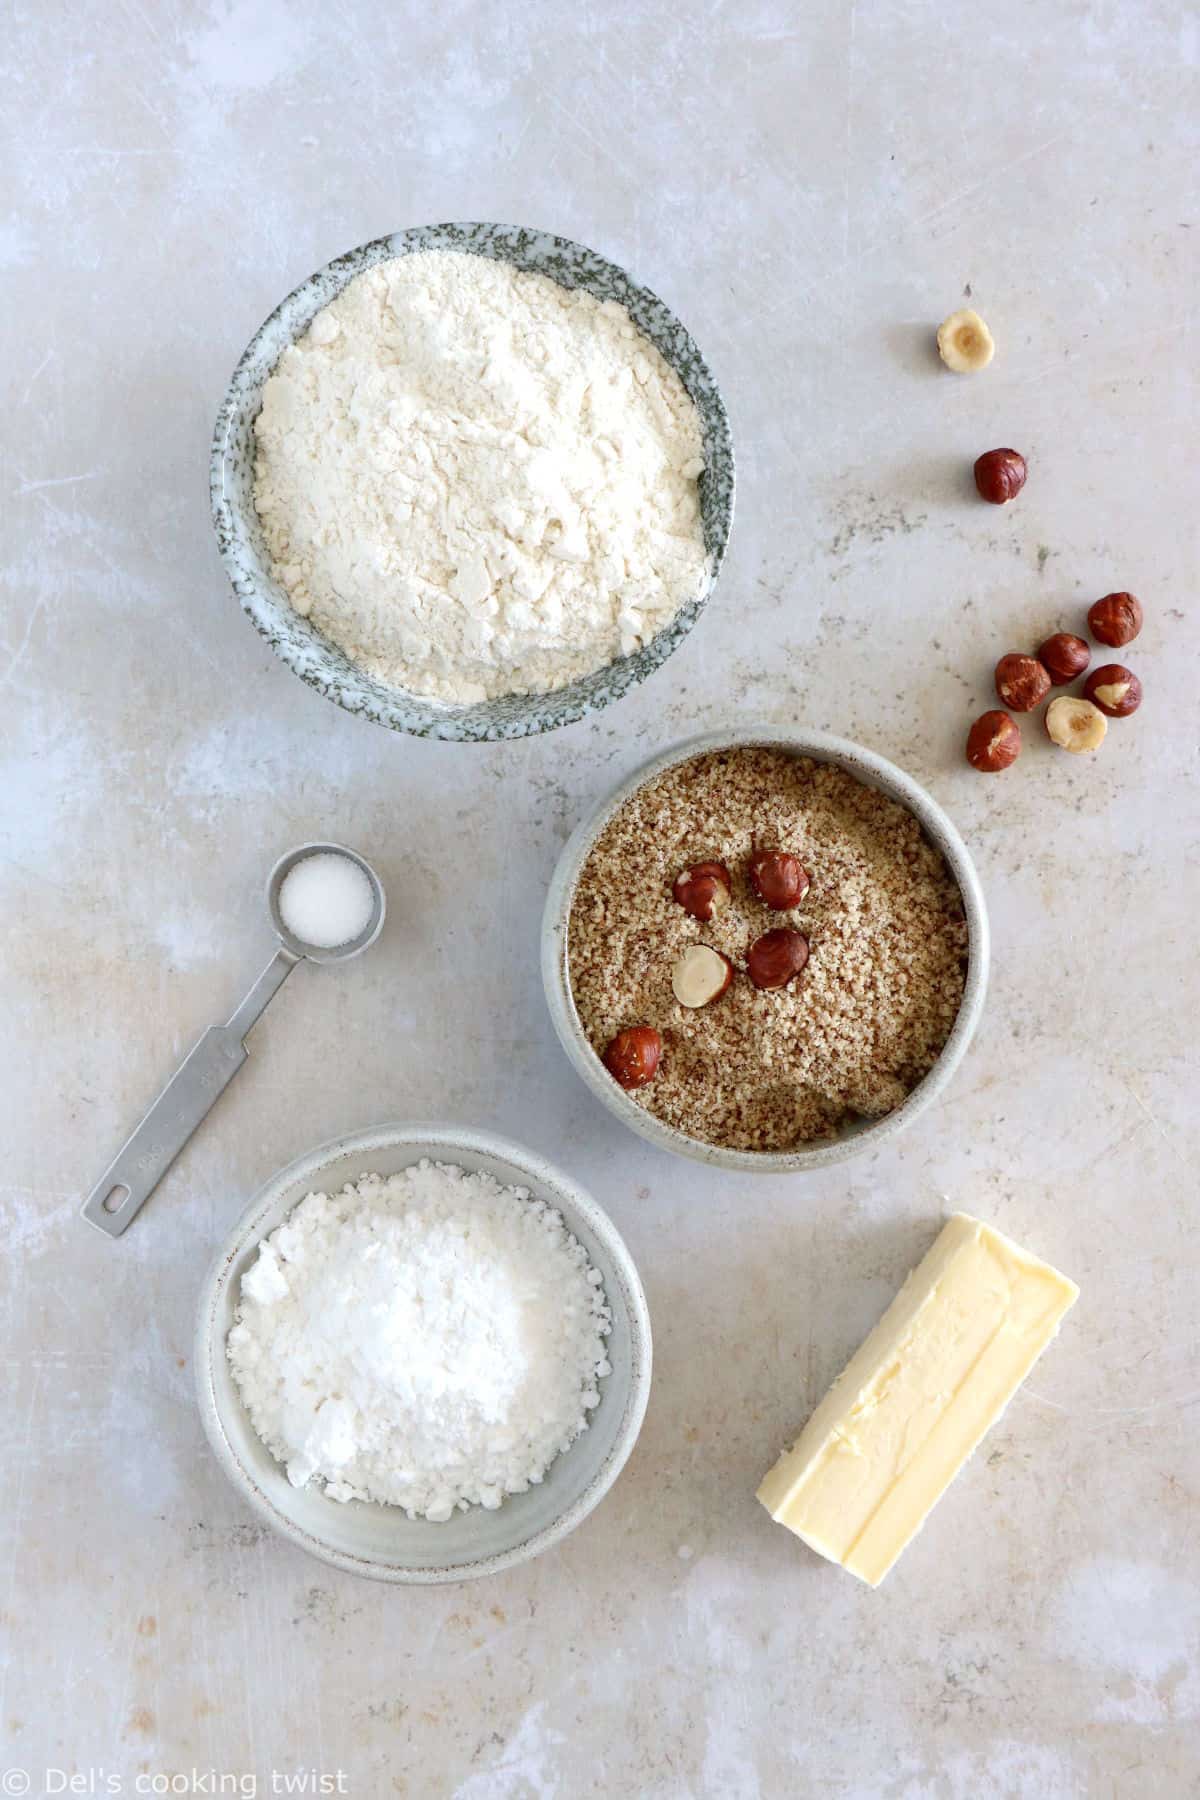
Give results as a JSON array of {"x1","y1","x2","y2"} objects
[
  {"x1": 227, "y1": 1161, "x2": 612, "y2": 1520},
  {"x1": 252, "y1": 251, "x2": 709, "y2": 703}
]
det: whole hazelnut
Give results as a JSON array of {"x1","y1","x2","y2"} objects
[
  {"x1": 671, "y1": 944, "x2": 734, "y2": 1009},
  {"x1": 973, "y1": 448, "x2": 1027, "y2": 504},
  {"x1": 671, "y1": 861, "x2": 732, "y2": 922},
  {"x1": 1083, "y1": 664, "x2": 1142, "y2": 718},
  {"x1": 1037, "y1": 632, "x2": 1090, "y2": 685},
  {"x1": 965, "y1": 710, "x2": 1021, "y2": 772},
  {"x1": 747, "y1": 928, "x2": 810, "y2": 991},
  {"x1": 994, "y1": 653, "x2": 1051, "y2": 713},
  {"x1": 749, "y1": 849, "x2": 810, "y2": 910},
  {"x1": 602, "y1": 1026, "x2": 661, "y2": 1090},
  {"x1": 1088, "y1": 592, "x2": 1143, "y2": 648}
]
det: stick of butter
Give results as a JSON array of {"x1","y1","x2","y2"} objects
[{"x1": 757, "y1": 1213, "x2": 1079, "y2": 1587}]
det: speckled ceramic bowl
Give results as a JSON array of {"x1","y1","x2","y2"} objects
[
  {"x1": 542, "y1": 728, "x2": 989, "y2": 1172},
  {"x1": 211, "y1": 223, "x2": 735, "y2": 742},
  {"x1": 196, "y1": 1124, "x2": 652, "y2": 1583}
]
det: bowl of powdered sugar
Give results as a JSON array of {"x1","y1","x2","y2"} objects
[
  {"x1": 211, "y1": 222, "x2": 734, "y2": 740},
  {"x1": 195, "y1": 1123, "x2": 651, "y2": 1581}
]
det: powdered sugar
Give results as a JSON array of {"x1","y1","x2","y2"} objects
[
  {"x1": 252, "y1": 251, "x2": 709, "y2": 703},
  {"x1": 227, "y1": 1160, "x2": 612, "y2": 1520}
]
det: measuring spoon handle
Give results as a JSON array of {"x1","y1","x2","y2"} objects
[{"x1": 81, "y1": 948, "x2": 297, "y2": 1239}]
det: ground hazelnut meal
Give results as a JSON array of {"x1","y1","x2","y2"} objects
[
  {"x1": 228, "y1": 1161, "x2": 612, "y2": 1520},
  {"x1": 253, "y1": 251, "x2": 709, "y2": 703},
  {"x1": 568, "y1": 750, "x2": 969, "y2": 1151}
]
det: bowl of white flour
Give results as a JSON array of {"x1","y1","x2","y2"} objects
[
  {"x1": 211, "y1": 222, "x2": 734, "y2": 740},
  {"x1": 195, "y1": 1123, "x2": 652, "y2": 1581}
]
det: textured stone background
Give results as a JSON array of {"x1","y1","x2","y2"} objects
[{"x1": 2, "y1": 2, "x2": 1197, "y2": 1795}]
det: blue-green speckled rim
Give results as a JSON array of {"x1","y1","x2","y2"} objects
[{"x1": 210, "y1": 223, "x2": 735, "y2": 743}]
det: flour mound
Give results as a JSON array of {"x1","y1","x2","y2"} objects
[
  {"x1": 227, "y1": 1161, "x2": 612, "y2": 1520},
  {"x1": 252, "y1": 251, "x2": 709, "y2": 703}
]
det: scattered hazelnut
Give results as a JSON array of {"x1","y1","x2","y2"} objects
[
  {"x1": 748, "y1": 849, "x2": 810, "y2": 910},
  {"x1": 671, "y1": 944, "x2": 734, "y2": 1009},
  {"x1": 1037, "y1": 632, "x2": 1090, "y2": 685},
  {"x1": 1083, "y1": 664, "x2": 1142, "y2": 718},
  {"x1": 671, "y1": 860, "x2": 732, "y2": 921},
  {"x1": 602, "y1": 1026, "x2": 661, "y2": 1090},
  {"x1": 747, "y1": 928, "x2": 810, "y2": 991},
  {"x1": 936, "y1": 308, "x2": 995, "y2": 373},
  {"x1": 974, "y1": 448, "x2": 1027, "y2": 504},
  {"x1": 1088, "y1": 592, "x2": 1143, "y2": 648},
  {"x1": 1045, "y1": 696, "x2": 1107, "y2": 753},
  {"x1": 994, "y1": 652, "x2": 1050, "y2": 713},
  {"x1": 965, "y1": 710, "x2": 1021, "y2": 772}
]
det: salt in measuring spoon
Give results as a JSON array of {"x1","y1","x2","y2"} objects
[{"x1": 82, "y1": 842, "x2": 385, "y2": 1240}]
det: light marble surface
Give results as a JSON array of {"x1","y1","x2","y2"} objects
[{"x1": 2, "y1": 2, "x2": 1197, "y2": 1795}]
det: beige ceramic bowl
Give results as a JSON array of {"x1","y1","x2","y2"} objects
[
  {"x1": 196, "y1": 1124, "x2": 651, "y2": 1582},
  {"x1": 542, "y1": 727, "x2": 989, "y2": 1172}
]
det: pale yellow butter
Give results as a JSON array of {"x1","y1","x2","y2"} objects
[{"x1": 757, "y1": 1213, "x2": 1078, "y2": 1587}]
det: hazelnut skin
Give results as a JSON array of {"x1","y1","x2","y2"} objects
[
  {"x1": 747, "y1": 928, "x2": 810, "y2": 990},
  {"x1": 1038, "y1": 633, "x2": 1090, "y2": 685},
  {"x1": 966, "y1": 710, "x2": 1021, "y2": 772},
  {"x1": 603, "y1": 1026, "x2": 662, "y2": 1090},
  {"x1": 994, "y1": 653, "x2": 1051, "y2": 713},
  {"x1": 1083, "y1": 664, "x2": 1142, "y2": 718},
  {"x1": 1088, "y1": 592, "x2": 1143, "y2": 648},
  {"x1": 974, "y1": 448, "x2": 1027, "y2": 504},
  {"x1": 748, "y1": 850, "x2": 810, "y2": 910},
  {"x1": 671, "y1": 861, "x2": 732, "y2": 922}
]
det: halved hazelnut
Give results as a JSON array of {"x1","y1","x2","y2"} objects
[
  {"x1": 749, "y1": 850, "x2": 810, "y2": 910},
  {"x1": 966, "y1": 710, "x2": 1021, "y2": 772},
  {"x1": 671, "y1": 861, "x2": 732, "y2": 921},
  {"x1": 937, "y1": 308, "x2": 995, "y2": 373},
  {"x1": 1088, "y1": 592, "x2": 1143, "y2": 648},
  {"x1": 994, "y1": 653, "x2": 1050, "y2": 713},
  {"x1": 602, "y1": 1026, "x2": 661, "y2": 1090},
  {"x1": 1083, "y1": 664, "x2": 1142, "y2": 718},
  {"x1": 747, "y1": 928, "x2": 810, "y2": 990},
  {"x1": 1037, "y1": 632, "x2": 1090, "y2": 685},
  {"x1": 671, "y1": 944, "x2": 734, "y2": 1009},
  {"x1": 1045, "y1": 696, "x2": 1107, "y2": 753}
]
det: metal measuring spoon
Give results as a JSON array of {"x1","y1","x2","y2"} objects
[{"x1": 82, "y1": 842, "x2": 385, "y2": 1239}]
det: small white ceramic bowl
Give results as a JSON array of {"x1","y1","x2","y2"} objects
[
  {"x1": 542, "y1": 727, "x2": 989, "y2": 1172},
  {"x1": 195, "y1": 1123, "x2": 651, "y2": 1582}
]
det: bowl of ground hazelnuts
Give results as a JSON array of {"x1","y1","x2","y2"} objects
[{"x1": 542, "y1": 727, "x2": 988, "y2": 1170}]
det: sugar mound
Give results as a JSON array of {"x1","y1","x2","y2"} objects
[{"x1": 227, "y1": 1160, "x2": 612, "y2": 1520}]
